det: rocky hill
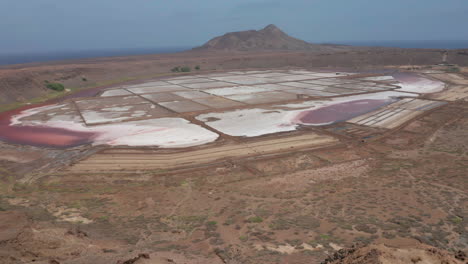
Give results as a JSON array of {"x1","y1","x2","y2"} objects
[{"x1": 194, "y1": 24, "x2": 349, "y2": 52}]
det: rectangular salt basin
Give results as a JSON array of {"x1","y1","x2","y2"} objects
[
  {"x1": 347, "y1": 103, "x2": 424, "y2": 129},
  {"x1": 192, "y1": 97, "x2": 244, "y2": 108},
  {"x1": 226, "y1": 91, "x2": 298, "y2": 104},
  {"x1": 166, "y1": 78, "x2": 215, "y2": 85},
  {"x1": 247, "y1": 72, "x2": 291, "y2": 78},
  {"x1": 373, "y1": 85, "x2": 397, "y2": 90},
  {"x1": 348, "y1": 108, "x2": 393, "y2": 125},
  {"x1": 336, "y1": 83, "x2": 379, "y2": 90},
  {"x1": 303, "y1": 78, "x2": 355, "y2": 85},
  {"x1": 182, "y1": 81, "x2": 238, "y2": 89},
  {"x1": 296, "y1": 85, "x2": 338, "y2": 92},
  {"x1": 287, "y1": 70, "x2": 318, "y2": 74},
  {"x1": 350, "y1": 108, "x2": 402, "y2": 126},
  {"x1": 251, "y1": 84, "x2": 299, "y2": 91},
  {"x1": 322, "y1": 87, "x2": 364, "y2": 94},
  {"x1": 100, "y1": 89, "x2": 133, "y2": 97},
  {"x1": 196, "y1": 73, "x2": 240, "y2": 78},
  {"x1": 17, "y1": 102, "x2": 82, "y2": 123},
  {"x1": 373, "y1": 109, "x2": 404, "y2": 122},
  {"x1": 173, "y1": 91, "x2": 213, "y2": 99},
  {"x1": 269, "y1": 75, "x2": 320, "y2": 82},
  {"x1": 372, "y1": 110, "x2": 422, "y2": 129},
  {"x1": 164, "y1": 75, "x2": 197, "y2": 80},
  {"x1": 127, "y1": 85, "x2": 189, "y2": 94},
  {"x1": 81, "y1": 103, "x2": 173, "y2": 125},
  {"x1": 75, "y1": 96, "x2": 148, "y2": 110},
  {"x1": 159, "y1": 100, "x2": 210, "y2": 113},
  {"x1": 304, "y1": 79, "x2": 348, "y2": 86},
  {"x1": 209, "y1": 76, "x2": 271, "y2": 85},
  {"x1": 386, "y1": 98, "x2": 446, "y2": 111},
  {"x1": 124, "y1": 81, "x2": 169, "y2": 88},
  {"x1": 429, "y1": 86, "x2": 468, "y2": 101},
  {"x1": 278, "y1": 82, "x2": 329, "y2": 89},
  {"x1": 283, "y1": 88, "x2": 338, "y2": 97},
  {"x1": 302, "y1": 73, "x2": 345, "y2": 78},
  {"x1": 204, "y1": 86, "x2": 272, "y2": 96},
  {"x1": 360, "y1": 76, "x2": 396, "y2": 81},
  {"x1": 348, "y1": 86, "x2": 391, "y2": 91},
  {"x1": 307, "y1": 85, "x2": 366, "y2": 94},
  {"x1": 141, "y1": 93, "x2": 186, "y2": 103}
]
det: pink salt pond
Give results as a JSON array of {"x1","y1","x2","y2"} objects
[
  {"x1": 0, "y1": 105, "x2": 96, "y2": 148},
  {"x1": 295, "y1": 99, "x2": 392, "y2": 126},
  {"x1": 0, "y1": 104, "x2": 220, "y2": 149}
]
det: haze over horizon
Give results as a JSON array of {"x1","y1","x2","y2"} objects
[{"x1": 1, "y1": 0, "x2": 467, "y2": 54}]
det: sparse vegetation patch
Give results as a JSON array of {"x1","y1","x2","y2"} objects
[
  {"x1": 247, "y1": 216, "x2": 263, "y2": 223},
  {"x1": 45, "y1": 82, "x2": 65, "y2": 91},
  {"x1": 171, "y1": 66, "x2": 191, "y2": 72}
]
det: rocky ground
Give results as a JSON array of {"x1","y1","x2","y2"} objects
[{"x1": 321, "y1": 244, "x2": 465, "y2": 264}]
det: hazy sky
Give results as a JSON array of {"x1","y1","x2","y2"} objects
[{"x1": 1, "y1": 0, "x2": 467, "y2": 53}]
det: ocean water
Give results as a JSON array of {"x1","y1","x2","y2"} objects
[
  {"x1": 333, "y1": 40, "x2": 468, "y2": 49},
  {"x1": 0, "y1": 47, "x2": 190, "y2": 66},
  {"x1": 1, "y1": 41, "x2": 467, "y2": 66}
]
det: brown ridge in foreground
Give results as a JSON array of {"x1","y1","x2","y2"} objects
[{"x1": 194, "y1": 24, "x2": 350, "y2": 52}]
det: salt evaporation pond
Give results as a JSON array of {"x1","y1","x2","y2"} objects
[
  {"x1": 393, "y1": 73, "x2": 445, "y2": 93},
  {"x1": 197, "y1": 91, "x2": 415, "y2": 137},
  {"x1": 0, "y1": 105, "x2": 97, "y2": 148},
  {"x1": 296, "y1": 99, "x2": 393, "y2": 125},
  {"x1": 0, "y1": 104, "x2": 219, "y2": 148},
  {"x1": 0, "y1": 70, "x2": 444, "y2": 147}
]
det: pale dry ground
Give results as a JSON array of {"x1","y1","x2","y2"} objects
[
  {"x1": 67, "y1": 133, "x2": 338, "y2": 172},
  {"x1": 428, "y1": 85, "x2": 468, "y2": 101},
  {"x1": 429, "y1": 73, "x2": 468, "y2": 85},
  {"x1": 347, "y1": 98, "x2": 447, "y2": 129}
]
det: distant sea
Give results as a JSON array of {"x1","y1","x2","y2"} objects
[
  {"x1": 0, "y1": 47, "x2": 190, "y2": 66},
  {"x1": 1, "y1": 40, "x2": 467, "y2": 66},
  {"x1": 332, "y1": 40, "x2": 468, "y2": 49}
]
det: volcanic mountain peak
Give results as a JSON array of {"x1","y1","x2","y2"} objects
[
  {"x1": 195, "y1": 24, "x2": 348, "y2": 52},
  {"x1": 260, "y1": 24, "x2": 283, "y2": 33}
]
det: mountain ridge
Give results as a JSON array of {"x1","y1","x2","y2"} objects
[{"x1": 194, "y1": 24, "x2": 349, "y2": 52}]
